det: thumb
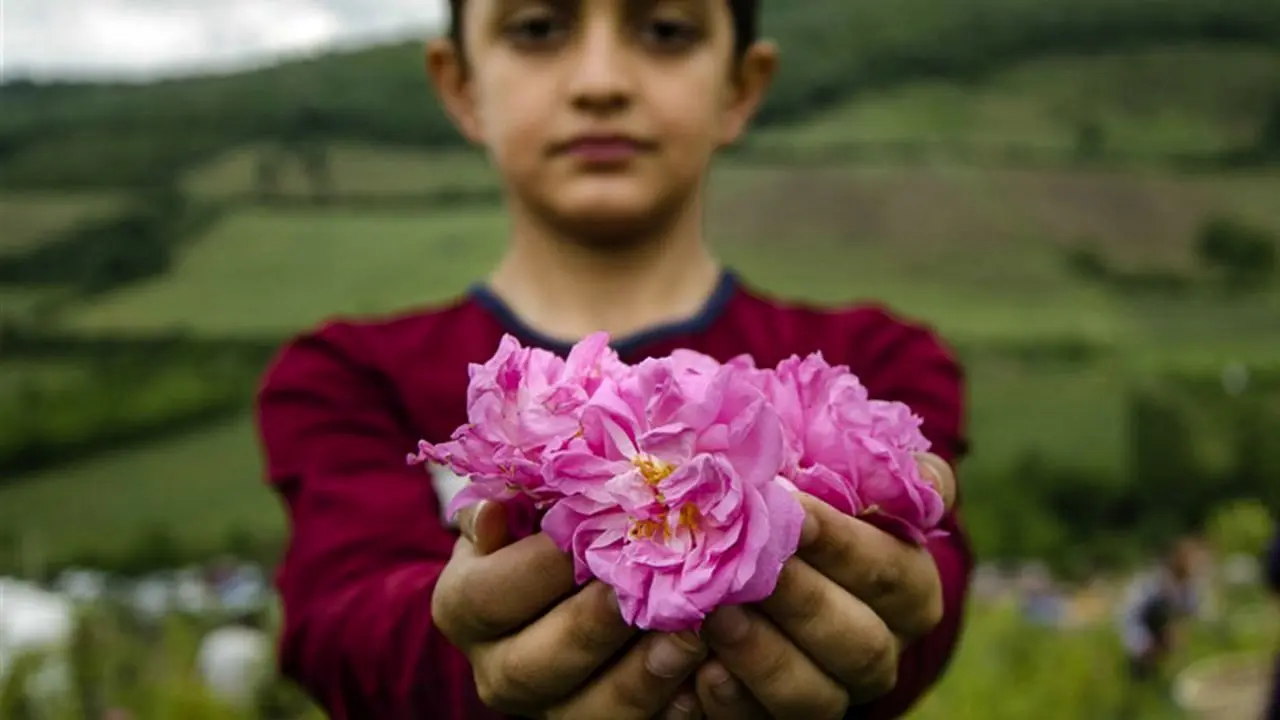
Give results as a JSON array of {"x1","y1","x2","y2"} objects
[
  {"x1": 457, "y1": 500, "x2": 512, "y2": 555},
  {"x1": 915, "y1": 452, "x2": 957, "y2": 512}
]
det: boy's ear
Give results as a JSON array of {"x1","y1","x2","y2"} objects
[
  {"x1": 719, "y1": 39, "x2": 779, "y2": 147},
  {"x1": 426, "y1": 38, "x2": 485, "y2": 145}
]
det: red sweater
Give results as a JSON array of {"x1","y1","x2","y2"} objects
[{"x1": 255, "y1": 272, "x2": 973, "y2": 719}]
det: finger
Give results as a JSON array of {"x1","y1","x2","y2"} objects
[
  {"x1": 701, "y1": 606, "x2": 849, "y2": 719},
  {"x1": 796, "y1": 494, "x2": 943, "y2": 639},
  {"x1": 915, "y1": 452, "x2": 956, "y2": 511},
  {"x1": 545, "y1": 632, "x2": 707, "y2": 720},
  {"x1": 696, "y1": 660, "x2": 768, "y2": 719},
  {"x1": 432, "y1": 531, "x2": 576, "y2": 644},
  {"x1": 475, "y1": 581, "x2": 638, "y2": 712},
  {"x1": 662, "y1": 690, "x2": 704, "y2": 720},
  {"x1": 759, "y1": 558, "x2": 899, "y2": 702},
  {"x1": 455, "y1": 500, "x2": 512, "y2": 553}
]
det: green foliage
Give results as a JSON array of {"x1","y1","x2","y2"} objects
[
  {"x1": 4, "y1": 0, "x2": 1280, "y2": 187},
  {"x1": 2, "y1": 593, "x2": 1273, "y2": 720},
  {"x1": 1259, "y1": 91, "x2": 1280, "y2": 153},
  {"x1": 1196, "y1": 215, "x2": 1278, "y2": 291},
  {"x1": 0, "y1": 343, "x2": 269, "y2": 479},
  {"x1": 1206, "y1": 499, "x2": 1275, "y2": 556},
  {"x1": 0, "y1": 188, "x2": 223, "y2": 296}
]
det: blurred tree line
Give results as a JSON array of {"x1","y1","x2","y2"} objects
[
  {"x1": 2, "y1": 0, "x2": 1279, "y2": 188},
  {"x1": 964, "y1": 374, "x2": 1280, "y2": 578}
]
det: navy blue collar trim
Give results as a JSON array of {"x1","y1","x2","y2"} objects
[{"x1": 468, "y1": 269, "x2": 739, "y2": 356}]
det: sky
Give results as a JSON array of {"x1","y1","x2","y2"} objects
[{"x1": 2, "y1": 0, "x2": 448, "y2": 81}]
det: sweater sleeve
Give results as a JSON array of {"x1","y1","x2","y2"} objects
[
  {"x1": 254, "y1": 324, "x2": 497, "y2": 720},
  {"x1": 851, "y1": 315, "x2": 975, "y2": 720}
]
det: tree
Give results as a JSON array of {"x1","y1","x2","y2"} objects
[{"x1": 1195, "y1": 215, "x2": 1277, "y2": 291}]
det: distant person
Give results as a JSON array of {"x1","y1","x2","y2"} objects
[
  {"x1": 1117, "y1": 538, "x2": 1206, "y2": 684},
  {"x1": 254, "y1": 1, "x2": 974, "y2": 718},
  {"x1": 1018, "y1": 563, "x2": 1065, "y2": 628},
  {"x1": 1266, "y1": 524, "x2": 1280, "y2": 720}
]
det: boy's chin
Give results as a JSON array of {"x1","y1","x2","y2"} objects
[{"x1": 539, "y1": 186, "x2": 687, "y2": 245}]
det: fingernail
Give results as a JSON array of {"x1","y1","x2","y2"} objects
[
  {"x1": 705, "y1": 606, "x2": 751, "y2": 644},
  {"x1": 647, "y1": 634, "x2": 702, "y2": 678},
  {"x1": 800, "y1": 510, "x2": 820, "y2": 547},
  {"x1": 665, "y1": 694, "x2": 697, "y2": 719},
  {"x1": 704, "y1": 663, "x2": 739, "y2": 704},
  {"x1": 461, "y1": 501, "x2": 486, "y2": 539},
  {"x1": 710, "y1": 676, "x2": 739, "y2": 704},
  {"x1": 915, "y1": 453, "x2": 940, "y2": 484}
]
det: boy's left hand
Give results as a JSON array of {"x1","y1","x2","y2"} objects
[{"x1": 691, "y1": 453, "x2": 957, "y2": 719}]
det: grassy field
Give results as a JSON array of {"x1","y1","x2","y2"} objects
[
  {"x1": 750, "y1": 45, "x2": 1280, "y2": 162},
  {"x1": 0, "y1": 192, "x2": 121, "y2": 258},
  {"x1": 60, "y1": 157, "x2": 1280, "y2": 347},
  {"x1": 0, "y1": 415, "x2": 281, "y2": 567},
  {"x1": 183, "y1": 144, "x2": 500, "y2": 201},
  {"x1": 2, "y1": 586, "x2": 1273, "y2": 720},
  {"x1": 60, "y1": 207, "x2": 508, "y2": 335}
]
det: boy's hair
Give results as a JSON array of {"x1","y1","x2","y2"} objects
[{"x1": 446, "y1": 0, "x2": 760, "y2": 57}]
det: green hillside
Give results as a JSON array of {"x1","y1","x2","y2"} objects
[
  {"x1": 2, "y1": 0, "x2": 1280, "y2": 578},
  {"x1": 2, "y1": 0, "x2": 1279, "y2": 187},
  {"x1": 751, "y1": 45, "x2": 1280, "y2": 164}
]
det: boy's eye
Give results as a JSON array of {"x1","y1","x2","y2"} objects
[
  {"x1": 641, "y1": 18, "x2": 702, "y2": 50},
  {"x1": 503, "y1": 12, "x2": 569, "y2": 47}
]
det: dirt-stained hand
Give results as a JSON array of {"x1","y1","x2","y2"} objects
[{"x1": 433, "y1": 500, "x2": 706, "y2": 719}]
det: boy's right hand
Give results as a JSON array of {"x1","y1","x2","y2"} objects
[{"x1": 432, "y1": 501, "x2": 707, "y2": 719}]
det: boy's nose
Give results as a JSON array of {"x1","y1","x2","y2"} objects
[{"x1": 566, "y1": 22, "x2": 636, "y2": 114}]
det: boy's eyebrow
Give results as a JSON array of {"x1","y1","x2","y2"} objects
[
  {"x1": 490, "y1": 0, "x2": 711, "y2": 15},
  {"x1": 636, "y1": 0, "x2": 711, "y2": 13},
  {"x1": 490, "y1": 0, "x2": 567, "y2": 13}
]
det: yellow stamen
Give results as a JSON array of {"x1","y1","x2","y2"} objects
[
  {"x1": 677, "y1": 504, "x2": 702, "y2": 532},
  {"x1": 633, "y1": 456, "x2": 675, "y2": 486},
  {"x1": 628, "y1": 516, "x2": 669, "y2": 541}
]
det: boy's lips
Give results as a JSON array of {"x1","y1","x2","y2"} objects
[{"x1": 554, "y1": 134, "x2": 657, "y2": 163}]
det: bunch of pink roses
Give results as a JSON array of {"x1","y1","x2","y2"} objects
[{"x1": 409, "y1": 333, "x2": 945, "y2": 632}]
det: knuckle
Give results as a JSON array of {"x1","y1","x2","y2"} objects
[
  {"x1": 472, "y1": 656, "x2": 510, "y2": 711},
  {"x1": 915, "y1": 584, "x2": 946, "y2": 635},
  {"x1": 898, "y1": 559, "x2": 944, "y2": 638},
  {"x1": 753, "y1": 642, "x2": 792, "y2": 689},
  {"x1": 567, "y1": 611, "x2": 615, "y2": 658},
  {"x1": 582, "y1": 582, "x2": 624, "y2": 630},
  {"x1": 767, "y1": 562, "x2": 822, "y2": 624},
  {"x1": 866, "y1": 560, "x2": 902, "y2": 605},
  {"x1": 475, "y1": 647, "x2": 541, "y2": 713},
  {"x1": 869, "y1": 656, "x2": 900, "y2": 698},
  {"x1": 454, "y1": 574, "x2": 508, "y2": 639},
  {"x1": 812, "y1": 524, "x2": 851, "y2": 566},
  {"x1": 474, "y1": 673, "x2": 505, "y2": 712},
  {"x1": 607, "y1": 665, "x2": 662, "y2": 713},
  {"x1": 500, "y1": 649, "x2": 544, "y2": 703},
  {"x1": 853, "y1": 631, "x2": 898, "y2": 699},
  {"x1": 430, "y1": 574, "x2": 467, "y2": 645},
  {"x1": 813, "y1": 689, "x2": 851, "y2": 720}
]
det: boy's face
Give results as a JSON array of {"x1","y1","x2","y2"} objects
[{"x1": 428, "y1": 0, "x2": 775, "y2": 242}]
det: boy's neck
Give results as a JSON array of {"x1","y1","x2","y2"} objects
[{"x1": 487, "y1": 202, "x2": 722, "y2": 344}]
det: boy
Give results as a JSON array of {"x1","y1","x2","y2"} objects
[{"x1": 254, "y1": 0, "x2": 973, "y2": 717}]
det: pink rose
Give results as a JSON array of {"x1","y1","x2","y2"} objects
[
  {"x1": 541, "y1": 355, "x2": 804, "y2": 631},
  {"x1": 410, "y1": 333, "x2": 625, "y2": 520},
  {"x1": 766, "y1": 353, "x2": 945, "y2": 544}
]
